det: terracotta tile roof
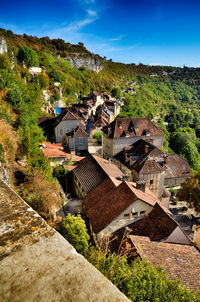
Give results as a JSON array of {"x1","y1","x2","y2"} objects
[
  {"x1": 164, "y1": 154, "x2": 192, "y2": 179},
  {"x1": 129, "y1": 235, "x2": 200, "y2": 291},
  {"x1": 41, "y1": 142, "x2": 63, "y2": 150},
  {"x1": 72, "y1": 155, "x2": 123, "y2": 194},
  {"x1": 84, "y1": 181, "x2": 161, "y2": 234},
  {"x1": 102, "y1": 118, "x2": 164, "y2": 139},
  {"x1": 43, "y1": 148, "x2": 71, "y2": 159}
]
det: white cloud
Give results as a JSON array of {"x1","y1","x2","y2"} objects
[
  {"x1": 87, "y1": 9, "x2": 97, "y2": 16},
  {"x1": 84, "y1": 0, "x2": 95, "y2": 3},
  {"x1": 111, "y1": 34, "x2": 126, "y2": 41}
]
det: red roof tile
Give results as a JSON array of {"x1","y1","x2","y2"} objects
[
  {"x1": 84, "y1": 181, "x2": 161, "y2": 234},
  {"x1": 130, "y1": 235, "x2": 200, "y2": 291},
  {"x1": 103, "y1": 118, "x2": 164, "y2": 139}
]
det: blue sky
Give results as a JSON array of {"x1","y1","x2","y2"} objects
[{"x1": 1, "y1": 0, "x2": 200, "y2": 67}]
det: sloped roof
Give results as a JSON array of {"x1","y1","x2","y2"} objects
[
  {"x1": 102, "y1": 118, "x2": 164, "y2": 139},
  {"x1": 43, "y1": 148, "x2": 70, "y2": 159},
  {"x1": 134, "y1": 159, "x2": 165, "y2": 174},
  {"x1": 66, "y1": 127, "x2": 88, "y2": 138},
  {"x1": 72, "y1": 155, "x2": 123, "y2": 194},
  {"x1": 164, "y1": 154, "x2": 192, "y2": 179},
  {"x1": 130, "y1": 235, "x2": 200, "y2": 291},
  {"x1": 62, "y1": 110, "x2": 79, "y2": 121},
  {"x1": 84, "y1": 180, "x2": 160, "y2": 234},
  {"x1": 117, "y1": 202, "x2": 191, "y2": 243}
]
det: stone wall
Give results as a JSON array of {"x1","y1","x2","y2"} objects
[{"x1": 0, "y1": 180, "x2": 130, "y2": 302}]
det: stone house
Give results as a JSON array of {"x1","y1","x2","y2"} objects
[
  {"x1": 72, "y1": 154, "x2": 123, "y2": 198},
  {"x1": 102, "y1": 117, "x2": 164, "y2": 158},
  {"x1": 106, "y1": 203, "x2": 200, "y2": 291},
  {"x1": 65, "y1": 126, "x2": 89, "y2": 152},
  {"x1": 41, "y1": 142, "x2": 71, "y2": 166},
  {"x1": 54, "y1": 110, "x2": 84, "y2": 143},
  {"x1": 163, "y1": 154, "x2": 192, "y2": 187},
  {"x1": 83, "y1": 179, "x2": 166, "y2": 240},
  {"x1": 113, "y1": 139, "x2": 192, "y2": 198},
  {"x1": 113, "y1": 139, "x2": 165, "y2": 199}
]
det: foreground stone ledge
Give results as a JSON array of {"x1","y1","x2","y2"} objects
[{"x1": 0, "y1": 180, "x2": 130, "y2": 302}]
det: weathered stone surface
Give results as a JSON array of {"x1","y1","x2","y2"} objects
[
  {"x1": 0, "y1": 180, "x2": 130, "y2": 302},
  {"x1": 64, "y1": 56, "x2": 103, "y2": 72},
  {"x1": 0, "y1": 38, "x2": 7, "y2": 54}
]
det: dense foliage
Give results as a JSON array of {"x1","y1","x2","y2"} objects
[
  {"x1": 61, "y1": 214, "x2": 90, "y2": 256},
  {"x1": 178, "y1": 171, "x2": 200, "y2": 213}
]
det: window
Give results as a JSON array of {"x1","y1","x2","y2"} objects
[
  {"x1": 124, "y1": 213, "x2": 130, "y2": 218},
  {"x1": 140, "y1": 210, "x2": 146, "y2": 216},
  {"x1": 150, "y1": 179, "x2": 153, "y2": 185},
  {"x1": 60, "y1": 129, "x2": 63, "y2": 135},
  {"x1": 132, "y1": 212, "x2": 138, "y2": 216},
  {"x1": 182, "y1": 164, "x2": 185, "y2": 169}
]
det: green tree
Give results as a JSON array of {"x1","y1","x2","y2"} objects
[
  {"x1": 61, "y1": 214, "x2": 90, "y2": 256},
  {"x1": 180, "y1": 141, "x2": 200, "y2": 170},
  {"x1": 178, "y1": 171, "x2": 200, "y2": 213},
  {"x1": 17, "y1": 46, "x2": 39, "y2": 67},
  {"x1": 111, "y1": 87, "x2": 122, "y2": 99}
]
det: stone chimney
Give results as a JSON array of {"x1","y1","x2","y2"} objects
[
  {"x1": 70, "y1": 150, "x2": 76, "y2": 162},
  {"x1": 136, "y1": 180, "x2": 146, "y2": 192},
  {"x1": 145, "y1": 145, "x2": 149, "y2": 154}
]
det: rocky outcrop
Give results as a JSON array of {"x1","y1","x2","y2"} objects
[
  {"x1": 63, "y1": 56, "x2": 103, "y2": 72},
  {"x1": 0, "y1": 38, "x2": 7, "y2": 54}
]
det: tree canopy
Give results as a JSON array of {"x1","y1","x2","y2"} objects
[{"x1": 178, "y1": 171, "x2": 200, "y2": 213}]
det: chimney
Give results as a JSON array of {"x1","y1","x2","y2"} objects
[
  {"x1": 136, "y1": 180, "x2": 146, "y2": 192},
  {"x1": 70, "y1": 150, "x2": 76, "y2": 162},
  {"x1": 145, "y1": 145, "x2": 149, "y2": 154}
]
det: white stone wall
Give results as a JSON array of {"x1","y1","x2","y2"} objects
[
  {"x1": 55, "y1": 120, "x2": 79, "y2": 143},
  {"x1": 69, "y1": 136, "x2": 88, "y2": 151},
  {"x1": 97, "y1": 199, "x2": 153, "y2": 239},
  {"x1": 102, "y1": 134, "x2": 163, "y2": 158}
]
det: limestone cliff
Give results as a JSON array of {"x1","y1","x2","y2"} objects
[
  {"x1": 0, "y1": 38, "x2": 7, "y2": 54},
  {"x1": 63, "y1": 55, "x2": 103, "y2": 72}
]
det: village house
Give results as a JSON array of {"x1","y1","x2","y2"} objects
[
  {"x1": 41, "y1": 142, "x2": 85, "y2": 167},
  {"x1": 102, "y1": 117, "x2": 164, "y2": 158},
  {"x1": 54, "y1": 109, "x2": 84, "y2": 143},
  {"x1": 83, "y1": 179, "x2": 167, "y2": 240},
  {"x1": 106, "y1": 202, "x2": 200, "y2": 291},
  {"x1": 71, "y1": 154, "x2": 123, "y2": 198},
  {"x1": 113, "y1": 139, "x2": 165, "y2": 199},
  {"x1": 163, "y1": 154, "x2": 192, "y2": 187},
  {"x1": 113, "y1": 139, "x2": 192, "y2": 195},
  {"x1": 64, "y1": 126, "x2": 89, "y2": 152}
]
